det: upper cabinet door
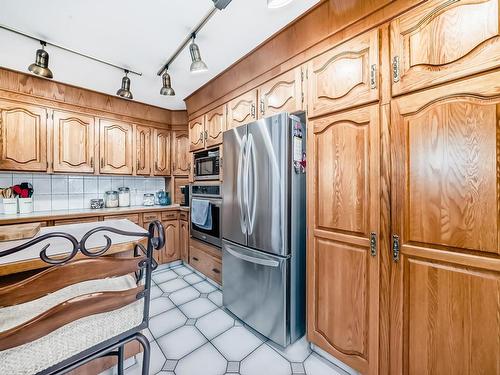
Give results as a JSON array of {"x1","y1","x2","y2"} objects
[
  {"x1": 99, "y1": 119, "x2": 133, "y2": 175},
  {"x1": 0, "y1": 101, "x2": 47, "y2": 172},
  {"x1": 226, "y1": 90, "x2": 258, "y2": 130},
  {"x1": 53, "y1": 110, "x2": 95, "y2": 174},
  {"x1": 153, "y1": 128, "x2": 171, "y2": 176},
  {"x1": 204, "y1": 105, "x2": 226, "y2": 148},
  {"x1": 135, "y1": 125, "x2": 152, "y2": 176},
  {"x1": 390, "y1": 0, "x2": 500, "y2": 95},
  {"x1": 308, "y1": 29, "x2": 379, "y2": 117},
  {"x1": 189, "y1": 115, "x2": 205, "y2": 152},
  {"x1": 389, "y1": 71, "x2": 500, "y2": 374},
  {"x1": 172, "y1": 130, "x2": 190, "y2": 176},
  {"x1": 258, "y1": 67, "x2": 303, "y2": 118}
]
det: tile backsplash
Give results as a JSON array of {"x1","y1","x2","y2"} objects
[{"x1": 0, "y1": 173, "x2": 167, "y2": 211}]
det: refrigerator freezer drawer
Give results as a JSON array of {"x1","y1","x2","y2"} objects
[{"x1": 222, "y1": 240, "x2": 289, "y2": 346}]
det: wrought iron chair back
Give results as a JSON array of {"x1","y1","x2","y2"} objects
[{"x1": 0, "y1": 220, "x2": 165, "y2": 375}]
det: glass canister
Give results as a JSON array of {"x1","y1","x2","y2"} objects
[
  {"x1": 104, "y1": 191, "x2": 119, "y2": 208},
  {"x1": 118, "y1": 187, "x2": 130, "y2": 207},
  {"x1": 143, "y1": 193, "x2": 155, "y2": 206}
]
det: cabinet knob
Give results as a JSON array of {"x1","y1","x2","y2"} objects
[
  {"x1": 260, "y1": 98, "x2": 265, "y2": 116},
  {"x1": 100, "y1": 158, "x2": 104, "y2": 168},
  {"x1": 136, "y1": 159, "x2": 140, "y2": 171},
  {"x1": 192, "y1": 256, "x2": 199, "y2": 262},
  {"x1": 251, "y1": 104, "x2": 256, "y2": 118},
  {"x1": 212, "y1": 268, "x2": 220, "y2": 274},
  {"x1": 90, "y1": 157, "x2": 94, "y2": 168}
]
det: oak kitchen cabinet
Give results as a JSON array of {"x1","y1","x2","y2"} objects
[
  {"x1": 307, "y1": 28, "x2": 379, "y2": 118},
  {"x1": 99, "y1": 119, "x2": 134, "y2": 175},
  {"x1": 258, "y1": 67, "x2": 304, "y2": 118},
  {"x1": 0, "y1": 100, "x2": 48, "y2": 172},
  {"x1": 390, "y1": 0, "x2": 500, "y2": 96},
  {"x1": 52, "y1": 110, "x2": 97, "y2": 174},
  {"x1": 179, "y1": 214, "x2": 189, "y2": 262},
  {"x1": 161, "y1": 218, "x2": 180, "y2": 264},
  {"x1": 172, "y1": 130, "x2": 190, "y2": 175},
  {"x1": 153, "y1": 128, "x2": 171, "y2": 176},
  {"x1": 188, "y1": 115, "x2": 205, "y2": 152},
  {"x1": 389, "y1": 70, "x2": 500, "y2": 375},
  {"x1": 307, "y1": 104, "x2": 380, "y2": 375},
  {"x1": 135, "y1": 125, "x2": 152, "y2": 176},
  {"x1": 226, "y1": 90, "x2": 257, "y2": 130},
  {"x1": 204, "y1": 105, "x2": 226, "y2": 148}
]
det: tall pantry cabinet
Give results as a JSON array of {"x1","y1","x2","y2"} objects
[{"x1": 306, "y1": 0, "x2": 500, "y2": 374}]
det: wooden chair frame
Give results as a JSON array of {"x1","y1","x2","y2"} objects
[{"x1": 0, "y1": 220, "x2": 165, "y2": 375}]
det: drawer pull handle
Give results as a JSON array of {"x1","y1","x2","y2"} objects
[
  {"x1": 192, "y1": 257, "x2": 199, "y2": 261},
  {"x1": 212, "y1": 268, "x2": 220, "y2": 274}
]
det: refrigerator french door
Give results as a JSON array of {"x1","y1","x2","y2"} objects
[{"x1": 222, "y1": 112, "x2": 306, "y2": 347}]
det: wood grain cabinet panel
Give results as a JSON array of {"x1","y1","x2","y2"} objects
[
  {"x1": 180, "y1": 219, "x2": 189, "y2": 262},
  {"x1": 307, "y1": 104, "x2": 380, "y2": 375},
  {"x1": 135, "y1": 125, "x2": 151, "y2": 176},
  {"x1": 258, "y1": 67, "x2": 303, "y2": 118},
  {"x1": 189, "y1": 115, "x2": 205, "y2": 152},
  {"x1": 390, "y1": 0, "x2": 500, "y2": 95},
  {"x1": 389, "y1": 71, "x2": 500, "y2": 374},
  {"x1": 153, "y1": 128, "x2": 171, "y2": 176},
  {"x1": 0, "y1": 100, "x2": 47, "y2": 172},
  {"x1": 53, "y1": 110, "x2": 96, "y2": 174},
  {"x1": 172, "y1": 130, "x2": 190, "y2": 176},
  {"x1": 99, "y1": 119, "x2": 133, "y2": 175},
  {"x1": 307, "y1": 29, "x2": 379, "y2": 117},
  {"x1": 161, "y1": 219, "x2": 180, "y2": 264},
  {"x1": 226, "y1": 90, "x2": 257, "y2": 130},
  {"x1": 204, "y1": 105, "x2": 226, "y2": 148}
]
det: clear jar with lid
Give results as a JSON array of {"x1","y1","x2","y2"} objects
[
  {"x1": 104, "y1": 191, "x2": 119, "y2": 208},
  {"x1": 118, "y1": 187, "x2": 130, "y2": 207},
  {"x1": 143, "y1": 193, "x2": 155, "y2": 206}
]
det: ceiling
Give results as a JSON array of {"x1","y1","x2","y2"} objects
[{"x1": 0, "y1": 0, "x2": 320, "y2": 110}]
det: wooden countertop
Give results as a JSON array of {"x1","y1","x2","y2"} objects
[
  {"x1": 0, "y1": 204, "x2": 190, "y2": 225},
  {"x1": 0, "y1": 219, "x2": 148, "y2": 276}
]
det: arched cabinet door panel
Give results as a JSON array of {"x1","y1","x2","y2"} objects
[
  {"x1": 135, "y1": 125, "x2": 152, "y2": 176},
  {"x1": 0, "y1": 101, "x2": 48, "y2": 172},
  {"x1": 53, "y1": 110, "x2": 96, "y2": 173},
  {"x1": 258, "y1": 67, "x2": 303, "y2": 118},
  {"x1": 226, "y1": 90, "x2": 257, "y2": 130},
  {"x1": 189, "y1": 115, "x2": 205, "y2": 152},
  {"x1": 162, "y1": 220, "x2": 180, "y2": 263},
  {"x1": 205, "y1": 105, "x2": 226, "y2": 148},
  {"x1": 307, "y1": 29, "x2": 379, "y2": 117},
  {"x1": 390, "y1": 0, "x2": 500, "y2": 95},
  {"x1": 99, "y1": 119, "x2": 133, "y2": 175},
  {"x1": 153, "y1": 129, "x2": 171, "y2": 176},
  {"x1": 173, "y1": 130, "x2": 190, "y2": 176},
  {"x1": 389, "y1": 71, "x2": 500, "y2": 375},
  {"x1": 307, "y1": 104, "x2": 380, "y2": 375}
]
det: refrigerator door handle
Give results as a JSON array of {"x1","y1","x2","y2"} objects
[
  {"x1": 225, "y1": 246, "x2": 280, "y2": 268},
  {"x1": 246, "y1": 134, "x2": 258, "y2": 235},
  {"x1": 237, "y1": 134, "x2": 247, "y2": 234}
]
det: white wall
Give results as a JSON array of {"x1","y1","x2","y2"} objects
[{"x1": 0, "y1": 172, "x2": 166, "y2": 211}]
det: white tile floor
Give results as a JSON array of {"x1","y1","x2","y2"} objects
[{"x1": 118, "y1": 262, "x2": 349, "y2": 375}]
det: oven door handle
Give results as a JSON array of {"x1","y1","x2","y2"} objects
[{"x1": 237, "y1": 134, "x2": 247, "y2": 234}]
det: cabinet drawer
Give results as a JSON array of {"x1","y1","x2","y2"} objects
[
  {"x1": 189, "y1": 244, "x2": 222, "y2": 284},
  {"x1": 179, "y1": 211, "x2": 188, "y2": 221},
  {"x1": 161, "y1": 211, "x2": 179, "y2": 221},
  {"x1": 104, "y1": 214, "x2": 140, "y2": 225},
  {"x1": 142, "y1": 212, "x2": 161, "y2": 224},
  {"x1": 54, "y1": 217, "x2": 98, "y2": 226}
]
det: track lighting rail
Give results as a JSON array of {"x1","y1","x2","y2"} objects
[
  {"x1": 0, "y1": 23, "x2": 142, "y2": 76},
  {"x1": 156, "y1": 6, "x2": 217, "y2": 76}
]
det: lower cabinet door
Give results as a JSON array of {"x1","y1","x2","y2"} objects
[
  {"x1": 161, "y1": 219, "x2": 180, "y2": 263},
  {"x1": 180, "y1": 220, "x2": 189, "y2": 262},
  {"x1": 307, "y1": 104, "x2": 380, "y2": 375}
]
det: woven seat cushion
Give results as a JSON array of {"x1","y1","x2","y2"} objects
[{"x1": 0, "y1": 275, "x2": 144, "y2": 375}]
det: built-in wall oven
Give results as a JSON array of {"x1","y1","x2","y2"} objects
[
  {"x1": 193, "y1": 148, "x2": 220, "y2": 181},
  {"x1": 190, "y1": 184, "x2": 222, "y2": 248}
]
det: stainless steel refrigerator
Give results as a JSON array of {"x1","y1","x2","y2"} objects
[{"x1": 222, "y1": 112, "x2": 306, "y2": 347}]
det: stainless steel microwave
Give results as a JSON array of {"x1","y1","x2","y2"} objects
[{"x1": 193, "y1": 148, "x2": 220, "y2": 181}]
